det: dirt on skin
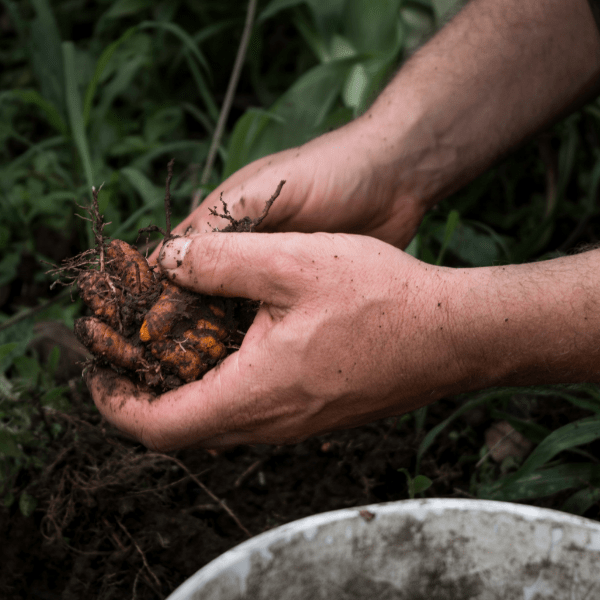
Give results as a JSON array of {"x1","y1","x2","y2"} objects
[{"x1": 1, "y1": 386, "x2": 599, "y2": 600}]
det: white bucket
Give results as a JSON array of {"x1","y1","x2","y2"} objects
[{"x1": 167, "y1": 498, "x2": 600, "y2": 599}]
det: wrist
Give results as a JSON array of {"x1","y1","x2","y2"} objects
[{"x1": 446, "y1": 252, "x2": 600, "y2": 391}]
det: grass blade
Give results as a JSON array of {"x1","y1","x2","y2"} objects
[
  {"x1": 258, "y1": 0, "x2": 306, "y2": 22},
  {"x1": 3, "y1": 90, "x2": 68, "y2": 136},
  {"x1": 62, "y1": 42, "x2": 94, "y2": 195},
  {"x1": 29, "y1": 0, "x2": 65, "y2": 119},
  {"x1": 436, "y1": 209, "x2": 460, "y2": 265},
  {"x1": 83, "y1": 26, "x2": 138, "y2": 126},
  {"x1": 112, "y1": 167, "x2": 164, "y2": 240},
  {"x1": 482, "y1": 416, "x2": 600, "y2": 499},
  {"x1": 561, "y1": 486, "x2": 600, "y2": 515},
  {"x1": 139, "y1": 21, "x2": 211, "y2": 74},
  {"x1": 479, "y1": 463, "x2": 600, "y2": 502},
  {"x1": 416, "y1": 389, "x2": 516, "y2": 471}
]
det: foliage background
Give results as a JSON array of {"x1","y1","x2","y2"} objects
[{"x1": 1, "y1": 0, "x2": 600, "y2": 594}]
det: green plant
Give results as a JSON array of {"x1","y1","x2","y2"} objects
[
  {"x1": 0, "y1": 341, "x2": 70, "y2": 516},
  {"x1": 398, "y1": 467, "x2": 433, "y2": 499}
]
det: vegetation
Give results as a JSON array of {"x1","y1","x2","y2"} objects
[{"x1": 1, "y1": 0, "x2": 600, "y2": 596}]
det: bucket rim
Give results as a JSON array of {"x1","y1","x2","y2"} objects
[{"x1": 166, "y1": 498, "x2": 600, "y2": 599}]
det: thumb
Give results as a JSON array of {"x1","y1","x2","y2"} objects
[{"x1": 157, "y1": 231, "x2": 326, "y2": 305}]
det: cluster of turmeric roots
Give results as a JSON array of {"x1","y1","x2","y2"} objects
[
  {"x1": 74, "y1": 239, "x2": 236, "y2": 391},
  {"x1": 52, "y1": 170, "x2": 284, "y2": 392}
]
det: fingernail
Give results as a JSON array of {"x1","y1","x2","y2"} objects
[{"x1": 158, "y1": 237, "x2": 192, "y2": 270}]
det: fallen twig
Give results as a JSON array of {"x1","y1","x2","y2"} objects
[{"x1": 152, "y1": 453, "x2": 251, "y2": 537}]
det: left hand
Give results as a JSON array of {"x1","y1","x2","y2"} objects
[{"x1": 88, "y1": 231, "x2": 467, "y2": 450}]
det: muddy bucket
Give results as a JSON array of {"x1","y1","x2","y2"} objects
[{"x1": 166, "y1": 498, "x2": 600, "y2": 599}]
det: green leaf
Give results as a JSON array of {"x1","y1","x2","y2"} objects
[
  {"x1": 83, "y1": 26, "x2": 138, "y2": 126},
  {"x1": 561, "y1": 486, "x2": 600, "y2": 516},
  {"x1": 342, "y1": 63, "x2": 368, "y2": 111},
  {"x1": 431, "y1": 0, "x2": 462, "y2": 23},
  {"x1": 482, "y1": 416, "x2": 600, "y2": 499},
  {"x1": 103, "y1": 0, "x2": 152, "y2": 18},
  {"x1": 1, "y1": 137, "x2": 64, "y2": 175},
  {"x1": 399, "y1": 468, "x2": 432, "y2": 498},
  {"x1": 258, "y1": 0, "x2": 306, "y2": 22},
  {"x1": 62, "y1": 42, "x2": 94, "y2": 194},
  {"x1": 489, "y1": 410, "x2": 550, "y2": 445},
  {"x1": 139, "y1": 21, "x2": 210, "y2": 74},
  {"x1": 413, "y1": 406, "x2": 427, "y2": 434},
  {"x1": 416, "y1": 388, "x2": 518, "y2": 471},
  {"x1": 42, "y1": 386, "x2": 68, "y2": 408},
  {"x1": 305, "y1": 0, "x2": 346, "y2": 43},
  {"x1": 0, "y1": 321, "x2": 34, "y2": 374},
  {"x1": 111, "y1": 168, "x2": 164, "y2": 239},
  {"x1": 436, "y1": 209, "x2": 460, "y2": 265},
  {"x1": 0, "y1": 251, "x2": 20, "y2": 287},
  {"x1": 0, "y1": 343, "x2": 18, "y2": 363},
  {"x1": 29, "y1": 0, "x2": 65, "y2": 119},
  {"x1": 435, "y1": 220, "x2": 500, "y2": 266},
  {"x1": 224, "y1": 109, "x2": 282, "y2": 177},
  {"x1": 479, "y1": 463, "x2": 600, "y2": 502},
  {"x1": 4, "y1": 90, "x2": 68, "y2": 136},
  {"x1": 225, "y1": 57, "x2": 359, "y2": 173},
  {"x1": 513, "y1": 417, "x2": 600, "y2": 476},
  {"x1": 412, "y1": 475, "x2": 433, "y2": 495},
  {"x1": 404, "y1": 236, "x2": 419, "y2": 257},
  {"x1": 47, "y1": 346, "x2": 61, "y2": 377},
  {"x1": 342, "y1": 0, "x2": 404, "y2": 55},
  {"x1": 13, "y1": 356, "x2": 41, "y2": 384},
  {"x1": 144, "y1": 106, "x2": 183, "y2": 144},
  {"x1": 19, "y1": 492, "x2": 37, "y2": 518},
  {"x1": 0, "y1": 429, "x2": 23, "y2": 458}
]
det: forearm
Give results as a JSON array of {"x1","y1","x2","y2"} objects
[
  {"x1": 448, "y1": 249, "x2": 600, "y2": 390},
  {"x1": 355, "y1": 0, "x2": 600, "y2": 210}
]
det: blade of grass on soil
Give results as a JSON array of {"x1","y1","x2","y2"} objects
[
  {"x1": 478, "y1": 463, "x2": 600, "y2": 502},
  {"x1": 416, "y1": 388, "x2": 517, "y2": 472},
  {"x1": 561, "y1": 485, "x2": 600, "y2": 515},
  {"x1": 480, "y1": 415, "x2": 600, "y2": 499}
]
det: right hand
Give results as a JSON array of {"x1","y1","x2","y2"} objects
[{"x1": 160, "y1": 119, "x2": 427, "y2": 256}]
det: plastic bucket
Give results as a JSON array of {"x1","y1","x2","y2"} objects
[{"x1": 166, "y1": 498, "x2": 600, "y2": 599}]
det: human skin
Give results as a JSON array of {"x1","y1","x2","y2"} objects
[
  {"x1": 89, "y1": 0, "x2": 600, "y2": 449},
  {"x1": 89, "y1": 234, "x2": 600, "y2": 450}
]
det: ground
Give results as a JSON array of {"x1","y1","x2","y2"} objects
[{"x1": 0, "y1": 385, "x2": 597, "y2": 599}]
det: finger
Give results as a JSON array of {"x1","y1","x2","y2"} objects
[
  {"x1": 148, "y1": 168, "x2": 286, "y2": 265},
  {"x1": 157, "y1": 231, "x2": 334, "y2": 304},
  {"x1": 87, "y1": 348, "x2": 289, "y2": 451}
]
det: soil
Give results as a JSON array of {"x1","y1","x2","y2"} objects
[{"x1": 0, "y1": 385, "x2": 598, "y2": 600}]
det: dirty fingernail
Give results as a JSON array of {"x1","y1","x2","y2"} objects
[{"x1": 158, "y1": 237, "x2": 192, "y2": 270}]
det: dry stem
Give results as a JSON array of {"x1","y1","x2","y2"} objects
[{"x1": 150, "y1": 453, "x2": 251, "y2": 537}]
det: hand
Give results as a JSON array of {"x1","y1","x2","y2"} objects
[
  {"x1": 89, "y1": 231, "x2": 469, "y2": 451},
  {"x1": 158, "y1": 120, "x2": 428, "y2": 256}
]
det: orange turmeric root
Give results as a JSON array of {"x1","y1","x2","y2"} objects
[{"x1": 75, "y1": 317, "x2": 146, "y2": 371}]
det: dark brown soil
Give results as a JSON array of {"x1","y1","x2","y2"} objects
[{"x1": 1, "y1": 385, "x2": 598, "y2": 600}]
